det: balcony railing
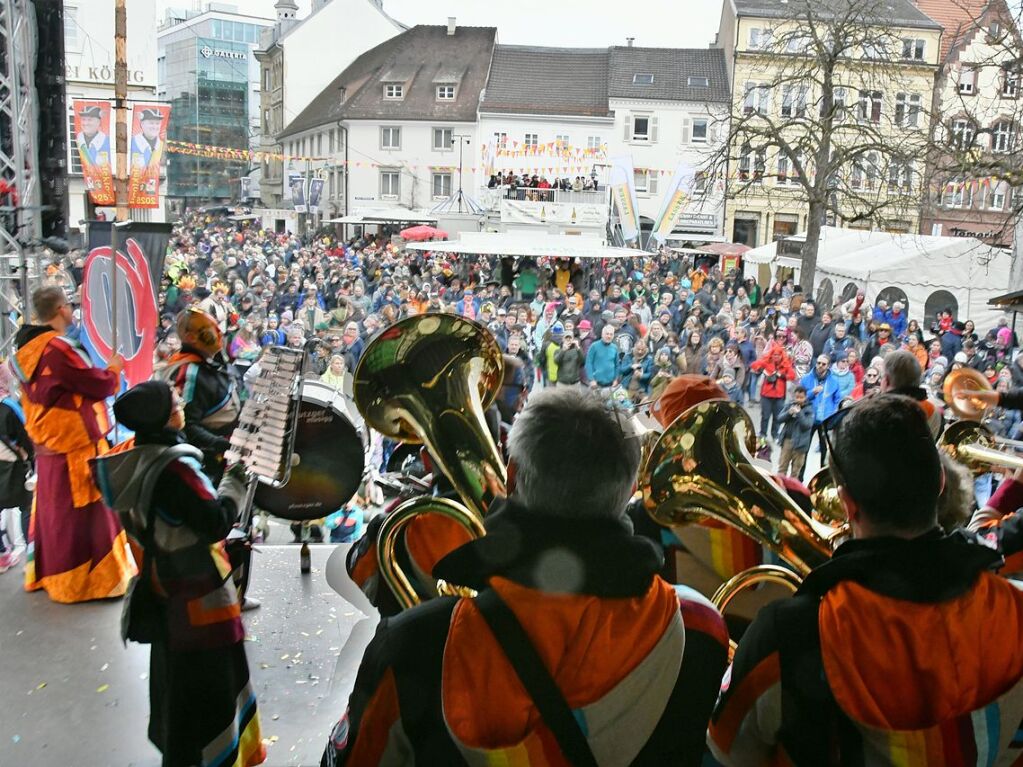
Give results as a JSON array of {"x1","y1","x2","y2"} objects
[{"x1": 478, "y1": 185, "x2": 606, "y2": 208}]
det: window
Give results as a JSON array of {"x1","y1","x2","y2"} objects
[
  {"x1": 380, "y1": 170, "x2": 400, "y2": 198},
  {"x1": 777, "y1": 153, "x2": 803, "y2": 186},
  {"x1": 691, "y1": 118, "x2": 709, "y2": 143},
  {"x1": 317, "y1": 134, "x2": 323, "y2": 155},
  {"x1": 384, "y1": 83, "x2": 404, "y2": 100},
  {"x1": 895, "y1": 93, "x2": 921, "y2": 127},
  {"x1": 433, "y1": 127, "x2": 453, "y2": 151},
  {"x1": 753, "y1": 148, "x2": 766, "y2": 182},
  {"x1": 901, "y1": 38, "x2": 925, "y2": 60},
  {"x1": 959, "y1": 68, "x2": 976, "y2": 95},
  {"x1": 1002, "y1": 71, "x2": 1018, "y2": 98},
  {"x1": 380, "y1": 126, "x2": 401, "y2": 150},
  {"x1": 888, "y1": 161, "x2": 913, "y2": 193},
  {"x1": 329, "y1": 129, "x2": 335, "y2": 153},
  {"x1": 943, "y1": 178, "x2": 972, "y2": 208},
  {"x1": 493, "y1": 132, "x2": 507, "y2": 147},
  {"x1": 524, "y1": 133, "x2": 538, "y2": 147},
  {"x1": 687, "y1": 76, "x2": 709, "y2": 87},
  {"x1": 988, "y1": 21, "x2": 1005, "y2": 41},
  {"x1": 437, "y1": 84, "x2": 455, "y2": 100},
  {"x1": 864, "y1": 152, "x2": 879, "y2": 189},
  {"x1": 262, "y1": 109, "x2": 269, "y2": 132},
  {"x1": 786, "y1": 34, "x2": 809, "y2": 53},
  {"x1": 749, "y1": 27, "x2": 773, "y2": 49},
  {"x1": 744, "y1": 82, "x2": 771, "y2": 116},
  {"x1": 64, "y1": 6, "x2": 79, "y2": 48},
  {"x1": 781, "y1": 84, "x2": 808, "y2": 118},
  {"x1": 857, "y1": 90, "x2": 882, "y2": 123},
  {"x1": 587, "y1": 135, "x2": 601, "y2": 150},
  {"x1": 951, "y1": 119, "x2": 976, "y2": 149},
  {"x1": 555, "y1": 134, "x2": 569, "y2": 146},
  {"x1": 633, "y1": 73, "x2": 655, "y2": 85},
  {"x1": 694, "y1": 171, "x2": 708, "y2": 195},
  {"x1": 633, "y1": 169, "x2": 659, "y2": 195},
  {"x1": 820, "y1": 86, "x2": 848, "y2": 118},
  {"x1": 863, "y1": 39, "x2": 889, "y2": 60},
  {"x1": 738, "y1": 144, "x2": 766, "y2": 183},
  {"x1": 432, "y1": 172, "x2": 452, "y2": 199},
  {"x1": 630, "y1": 114, "x2": 657, "y2": 142},
  {"x1": 993, "y1": 120, "x2": 1014, "y2": 152},
  {"x1": 989, "y1": 183, "x2": 1008, "y2": 210}
]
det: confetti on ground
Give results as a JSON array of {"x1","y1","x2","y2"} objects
[
  {"x1": 315, "y1": 629, "x2": 323, "y2": 635},
  {"x1": 300, "y1": 631, "x2": 309, "y2": 637},
  {"x1": 100, "y1": 663, "x2": 109, "y2": 672},
  {"x1": 245, "y1": 635, "x2": 258, "y2": 642},
  {"x1": 139, "y1": 673, "x2": 148, "y2": 681},
  {"x1": 36, "y1": 682, "x2": 46, "y2": 690},
  {"x1": 293, "y1": 652, "x2": 302, "y2": 659},
  {"x1": 11, "y1": 735, "x2": 19, "y2": 744},
  {"x1": 272, "y1": 714, "x2": 279, "y2": 721},
  {"x1": 280, "y1": 654, "x2": 290, "y2": 660},
  {"x1": 90, "y1": 645, "x2": 97, "y2": 651},
  {"x1": 260, "y1": 663, "x2": 271, "y2": 670},
  {"x1": 96, "y1": 684, "x2": 109, "y2": 693},
  {"x1": 15, "y1": 630, "x2": 22, "y2": 636}
]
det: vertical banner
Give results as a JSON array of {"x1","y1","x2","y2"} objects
[
  {"x1": 128, "y1": 103, "x2": 171, "y2": 209},
  {"x1": 72, "y1": 100, "x2": 115, "y2": 205},
  {"x1": 239, "y1": 176, "x2": 254, "y2": 200},
  {"x1": 308, "y1": 177, "x2": 324, "y2": 210},
  {"x1": 82, "y1": 222, "x2": 172, "y2": 387},
  {"x1": 609, "y1": 155, "x2": 641, "y2": 245},
  {"x1": 648, "y1": 162, "x2": 695, "y2": 248},
  {"x1": 291, "y1": 175, "x2": 308, "y2": 212}
]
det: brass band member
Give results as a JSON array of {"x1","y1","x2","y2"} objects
[
  {"x1": 322, "y1": 388, "x2": 728, "y2": 766},
  {"x1": 709, "y1": 394, "x2": 1023, "y2": 766}
]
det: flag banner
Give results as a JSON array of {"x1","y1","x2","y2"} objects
[
  {"x1": 290, "y1": 174, "x2": 307, "y2": 212},
  {"x1": 82, "y1": 222, "x2": 171, "y2": 387},
  {"x1": 72, "y1": 100, "x2": 115, "y2": 206},
  {"x1": 648, "y1": 162, "x2": 696, "y2": 247},
  {"x1": 128, "y1": 103, "x2": 171, "y2": 209},
  {"x1": 308, "y1": 177, "x2": 324, "y2": 210},
  {"x1": 609, "y1": 155, "x2": 641, "y2": 245}
]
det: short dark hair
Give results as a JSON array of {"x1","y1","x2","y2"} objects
[
  {"x1": 793, "y1": 385, "x2": 807, "y2": 395},
  {"x1": 829, "y1": 394, "x2": 940, "y2": 533},
  {"x1": 32, "y1": 286, "x2": 66, "y2": 322}
]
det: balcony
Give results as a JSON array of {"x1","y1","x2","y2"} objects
[{"x1": 476, "y1": 186, "x2": 609, "y2": 231}]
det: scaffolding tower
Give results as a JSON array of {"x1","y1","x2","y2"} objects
[{"x1": 0, "y1": 0, "x2": 42, "y2": 351}]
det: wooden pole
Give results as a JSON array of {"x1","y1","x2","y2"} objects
[{"x1": 112, "y1": 0, "x2": 127, "y2": 356}]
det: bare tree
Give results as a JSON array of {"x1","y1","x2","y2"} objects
[{"x1": 708, "y1": 0, "x2": 939, "y2": 288}]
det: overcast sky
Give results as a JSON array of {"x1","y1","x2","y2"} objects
[{"x1": 159, "y1": 0, "x2": 723, "y2": 49}]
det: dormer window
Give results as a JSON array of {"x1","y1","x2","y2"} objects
[
  {"x1": 384, "y1": 83, "x2": 404, "y2": 100},
  {"x1": 436, "y1": 84, "x2": 456, "y2": 101},
  {"x1": 633, "y1": 73, "x2": 654, "y2": 85},
  {"x1": 687, "y1": 76, "x2": 709, "y2": 87}
]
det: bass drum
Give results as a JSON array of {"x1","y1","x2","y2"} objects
[{"x1": 255, "y1": 380, "x2": 366, "y2": 521}]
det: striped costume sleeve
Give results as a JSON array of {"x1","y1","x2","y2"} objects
[
  {"x1": 154, "y1": 456, "x2": 235, "y2": 542},
  {"x1": 707, "y1": 601, "x2": 786, "y2": 767}
]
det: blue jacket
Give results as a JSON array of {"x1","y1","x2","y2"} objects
[
  {"x1": 831, "y1": 368, "x2": 856, "y2": 401},
  {"x1": 585, "y1": 340, "x2": 620, "y2": 386},
  {"x1": 800, "y1": 369, "x2": 842, "y2": 423},
  {"x1": 619, "y1": 353, "x2": 654, "y2": 393}
]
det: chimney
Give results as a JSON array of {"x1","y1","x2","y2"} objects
[
  {"x1": 626, "y1": 37, "x2": 635, "y2": 47},
  {"x1": 447, "y1": 17, "x2": 457, "y2": 35}
]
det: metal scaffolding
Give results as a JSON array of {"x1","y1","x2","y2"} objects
[{"x1": 0, "y1": 0, "x2": 42, "y2": 350}]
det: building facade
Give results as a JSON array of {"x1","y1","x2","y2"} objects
[
  {"x1": 274, "y1": 23, "x2": 497, "y2": 230},
  {"x1": 157, "y1": 5, "x2": 272, "y2": 206},
  {"x1": 256, "y1": 0, "x2": 404, "y2": 208},
  {"x1": 63, "y1": 0, "x2": 162, "y2": 230},
  {"x1": 917, "y1": 0, "x2": 1018, "y2": 247},
  {"x1": 717, "y1": 0, "x2": 942, "y2": 248}
]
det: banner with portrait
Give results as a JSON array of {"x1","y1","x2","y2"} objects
[
  {"x1": 72, "y1": 99, "x2": 115, "y2": 206},
  {"x1": 308, "y1": 177, "x2": 324, "y2": 211},
  {"x1": 128, "y1": 103, "x2": 171, "y2": 209},
  {"x1": 609, "y1": 155, "x2": 641, "y2": 245},
  {"x1": 648, "y1": 162, "x2": 695, "y2": 248},
  {"x1": 290, "y1": 175, "x2": 307, "y2": 212},
  {"x1": 82, "y1": 222, "x2": 172, "y2": 387}
]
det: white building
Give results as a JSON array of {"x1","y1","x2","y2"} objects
[
  {"x1": 271, "y1": 23, "x2": 497, "y2": 233},
  {"x1": 606, "y1": 46, "x2": 731, "y2": 244},
  {"x1": 64, "y1": 0, "x2": 162, "y2": 232}
]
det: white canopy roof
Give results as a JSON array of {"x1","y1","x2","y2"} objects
[
  {"x1": 743, "y1": 227, "x2": 1012, "y2": 327},
  {"x1": 325, "y1": 207, "x2": 438, "y2": 225},
  {"x1": 404, "y1": 232, "x2": 651, "y2": 259}
]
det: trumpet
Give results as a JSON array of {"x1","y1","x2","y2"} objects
[
  {"x1": 353, "y1": 313, "x2": 506, "y2": 609},
  {"x1": 940, "y1": 420, "x2": 1023, "y2": 475}
]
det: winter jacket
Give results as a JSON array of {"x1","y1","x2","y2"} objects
[
  {"x1": 750, "y1": 344, "x2": 796, "y2": 399},
  {"x1": 777, "y1": 400, "x2": 814, "y2": 452},
  {"x1": 831, "y1": 368, "x2": 856, "y2": 401},
  {"x1": 553, "y1": 346, "x2": 585, "y2": 385},
  {"x1": 801, "y1": 369, "x2": 843, "y2": 423},
  {"x1": 585, "y1": 340, "x2": 620, "y2": 386}
]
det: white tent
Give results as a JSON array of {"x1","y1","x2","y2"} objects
[
  {"x1": 404, "y1": 232, "x2": 651, "y2": 259},
  {"x1": 742, "y1": 227, "x2": 1013, "y2": 328}
]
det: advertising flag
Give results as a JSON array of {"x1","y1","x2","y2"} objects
[
  {"x1": 609, "y1": 155, "x2": 641, "y2": 245},
  {"x1": 82, "y1": 222, "x2": 172, "y2": 387},
  {"x1": 72, "y1": 100, "x2": 115, "y2": 206},
  {"x1": 128, "y1": 103, "x2": 171, "y2": 209},
  {"x1": 648, "y1": 163, "x2": 696, "y2": 248},
  {"x1": 308, "y1": 177, "x2": 324, "y2": 210}
]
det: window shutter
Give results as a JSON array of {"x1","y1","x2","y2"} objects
[
  {"x1": 649, "y1": 173, "x2": 659, "y2": 195},
  {"x1": 650, "y1": 116, "x2": 659, "y2": 143},
  {"x1": 681, "y1": 118, "x2": 691, "y2": 144},
  {"x1": 624, "y1": 116, "x2": 633, "y2": 141}
]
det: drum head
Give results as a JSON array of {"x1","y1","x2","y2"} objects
[{"x1": 255, "y1": 397, "x2": 365, "y2": 521}]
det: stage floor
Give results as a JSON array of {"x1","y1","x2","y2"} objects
[{"x1": 0, "y1": 543, "x2": 377, "y2": 767}]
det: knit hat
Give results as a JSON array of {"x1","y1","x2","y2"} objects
[
  {"x1": 578, "y1": 319, "x2": 592, "y2": 330},
  {"x1": 650, "y1": 375, "x2": 727, "y2": 429},
  {"x1": 114, "y1": 381, "x2": 174, "y2": 435}
]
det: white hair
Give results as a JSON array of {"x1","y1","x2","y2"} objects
[{"x1": 507, "y1": 388, "x2": 640, "y2": 520}]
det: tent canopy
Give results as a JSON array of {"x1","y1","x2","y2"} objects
[
  {"x1": 325, "y1": 207, "x2": 438, "y2": 225},
  {"x1": 404, "y1": 232, "x2": 652, "y2": 259}
]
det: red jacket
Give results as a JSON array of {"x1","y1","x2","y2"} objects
[{"x1": 749, "y1": 343, "x2": 796, "y2": 399}]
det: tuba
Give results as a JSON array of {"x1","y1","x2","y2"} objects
[
  {"x1": 939, "y1": 420, "x2": 1023, "y2": 475},
  {"x1": 638, "y1": 399, "x2": 847, "y2": 620},
  {"x1": 353, "y1": 313, "x2": 506, "y2": 609}
]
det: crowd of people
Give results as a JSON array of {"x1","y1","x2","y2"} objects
[{"x1": 4, "y1": 209, "x2": 1023, "y2": 767}]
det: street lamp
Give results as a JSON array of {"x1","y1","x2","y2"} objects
[{"x1": 451, "y1": 133, "x2": 471, "y2": 213}]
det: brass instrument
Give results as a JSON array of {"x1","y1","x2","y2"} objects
[
  {"x1": 943, "y1": 367, "x2": 994, "y2": 420},
  {"x1": 940, "y1": 420, "x2": 1023, "y2": 475},
  {"x1": 639, "y1": 400, "x2": 848, "y2": 621},
  {"x1": 353, "y1": 313, "x2": 506, "y2": 609},
  {"x1": 807, "y1": 468, "x2": 846, "y2": 528}
]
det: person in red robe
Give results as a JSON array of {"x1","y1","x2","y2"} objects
[{"x1": 12, "y1": 286, "x2": 134, "y2": 602}]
